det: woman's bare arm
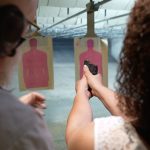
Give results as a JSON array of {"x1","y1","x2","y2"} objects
[
  {"x1": 66, "y1": 76, "x2": 94, "y2": 150},
  {"x1": 84, "y1": 65, "x2": 131, "y2": 121}
]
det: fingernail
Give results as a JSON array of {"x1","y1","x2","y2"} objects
[
  {"x1": 84, "y1": 65, "x2": 88, "y2": 69},
  {"x1": 84, "y1": 65, "x2": 89, "y2": 71}
]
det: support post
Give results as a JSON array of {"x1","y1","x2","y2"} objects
[{"x1": 85, "y1": 0, "x2": 97, "y2": 37}]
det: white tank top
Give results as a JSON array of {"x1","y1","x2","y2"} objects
[{"x1": 94, "y1": 116, "x2": 147, "y2": 150}]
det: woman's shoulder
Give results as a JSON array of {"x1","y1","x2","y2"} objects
[
  {"x1": 94, "y1": 116, "x2": 147, "y2": 150},
  {"x1": 94, "y1": 116, "x2": 124, "y2": 130}
]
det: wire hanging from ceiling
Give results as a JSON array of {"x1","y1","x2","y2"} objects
[
  {"x1": 47, "y1": 0, "x2": 50, "y2": 6},
  {"x1": 58, "y1": 7, "x2": 61, "y2": 17}
]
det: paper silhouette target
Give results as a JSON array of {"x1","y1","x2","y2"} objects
[
  {"x1": 79, "y1": 39, "x2": 102, "y2": 78},
  {"x1": 19, "y1": 36, "x2": 54, "y2": 91},
  {"x1": 74, "y1": 37, "x2": 108, "y2": 86}
]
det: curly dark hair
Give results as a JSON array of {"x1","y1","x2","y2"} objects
[{"x1": 116, "y1": 0, "x2": 150, "y2": 143}]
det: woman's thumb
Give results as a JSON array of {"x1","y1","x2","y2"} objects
[{"x1": 83, "y1": 65, "x2": 92, "y2": 77}]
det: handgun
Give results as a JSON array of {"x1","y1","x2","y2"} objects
[
  {"x1": 84, "y1": 60, "x2": 98, "y2": 75},
  {"x1": 84, "y1": 60, "x2": 98, "y2": 95}
]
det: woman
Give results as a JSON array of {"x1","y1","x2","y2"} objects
[
  {"x1": 66, "y1": 0, "x2": 150, "y2": 149},
  {"x1": 0, "y1": 0, "x2": 54, "y2": 149}
]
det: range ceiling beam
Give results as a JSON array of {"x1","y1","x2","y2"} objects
[
  {"x1": 59, "y1": 12, "x2": 129, "y2": 33},
  {"x1": 53, "y1": 26, "x2": 125, "y2": 38},
  {"x1": 40, "y1": 0, "x2": 111, "y2": 33}
]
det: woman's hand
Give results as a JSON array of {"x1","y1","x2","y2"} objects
[
  {"x1": 84, "y1": 65, "x2": 129, "y2": 119},
  {"x1": 19, "y1": 92, "x2": 46, "y2": 116},
  {"x1": 83, "y1": 65, "x2": 103, "y2": 98},
  {"x1": 76, "y1": 75, "x2": 91, "y2": 99}
]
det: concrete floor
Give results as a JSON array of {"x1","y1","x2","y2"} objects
[{"x1": 11, "y1": 62, "x2": 118, "y2": 150}]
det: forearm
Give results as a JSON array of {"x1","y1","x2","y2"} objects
[
  {"x1": 96, "y1": 86, "x2": 127, "y2": 119},
  {"x1": 66, "y1": 93, "x2": 93, "y2": 143}
]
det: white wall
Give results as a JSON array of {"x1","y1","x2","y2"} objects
[{"x1": 109, "y1": 37, "x2": 124, "y2": 62}]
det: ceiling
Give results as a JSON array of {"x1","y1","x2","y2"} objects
[{"x1": 37, "y1": 0, "x2": 136, "y2": 38}]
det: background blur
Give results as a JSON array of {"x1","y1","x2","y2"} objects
[
  {"x1": 11, "y1": 0, "x2": 136, "y2": 149},
  {"x1": 10, "y1": 37, "x2": 123, "y2": 150}
]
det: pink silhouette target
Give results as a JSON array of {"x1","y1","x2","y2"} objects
[
  {"x1": 80, "y1": 39, "x2": 102, "y2": 78},
  {"x1": 22, "y1": 38, "x2": 49, "y2": 88}
]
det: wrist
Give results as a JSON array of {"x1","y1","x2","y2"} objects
[
  {"x1": 76, "y1": 91, "x2": 90, "y2": 99},
  {"x1": 94, "y1": 84, "x2": 105, "y2": 99}
]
